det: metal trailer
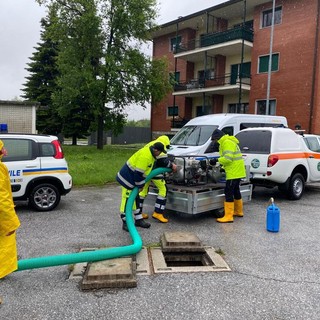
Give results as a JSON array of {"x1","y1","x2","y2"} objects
[
  {"x1": 147, "y1": 182, "x2": 253, "y2": 215},
  {"x1": 145, "y1": 156, "x2": 253, "y2": 215}
]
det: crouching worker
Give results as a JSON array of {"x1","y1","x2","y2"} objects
[
  {"x1": 0, "y1": 140, "x2": 21, "y2": 279},
  {"x1": 137, "y1": 135, "x2": 176, "y2": 223},
  {"x1": 210, "y1": 129, "x2": 246, "y2": 223},
  {"x1": 116, "y1": 141, "x2": 169, "y2": 232}
]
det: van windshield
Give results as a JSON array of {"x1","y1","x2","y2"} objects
[{"x1": 170, "y1": 125, "x2": 217, "y2": 146}]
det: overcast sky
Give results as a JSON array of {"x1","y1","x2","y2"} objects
[{"x1": 0, "y1": 0, "x2": 225, "y2": 120}]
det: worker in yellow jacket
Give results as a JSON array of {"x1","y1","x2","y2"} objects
[
  {"x1": 137, "y1": 135, "x2": 176, "y2": 223},
  {"x1": 116, "y1": 141, "x2": 170, "y2": 231},
  {"x1": 210, "y1": 129, "x2": 246, "y2": 223},
  {"x1": 0, "y1": 140, "x2": 20, "y2": 279}
]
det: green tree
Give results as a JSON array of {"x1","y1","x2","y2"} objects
[
  {"x1": 49, "y1": 0, "x2": 103, "y2": 145},
  {"x1": 22, "y1": 8, "x2": 62, "y2": 134},
  {"x1": 37, "y1": 0, "x2": 172, "y2": 148}
]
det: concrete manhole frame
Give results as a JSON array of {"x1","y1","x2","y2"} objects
[{"x1": 137, "y1": 246, "x2": 231, "y2": 275}]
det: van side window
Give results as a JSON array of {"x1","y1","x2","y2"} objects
[
  {"x1": 222, "y1": 126, "x2": 233, "y2": 136},
  {"x1": 204, "y1": 126, "x2": 234, "y2": 153},
  {"x1": 240, "y1": 122, "x2": 285, "y2": 130}
]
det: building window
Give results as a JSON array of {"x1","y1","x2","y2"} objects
[
  {"x1": 228, "y1": 103, "x2": 249, "y2": 113},
  {"x1": 262, "y1": 6, "x2": 282, "y2": 28},
  {"x1": 233, "y1": 20, "x2": 254, "y2": 31},
  {"x1": 169, "y1": 72, "x2": 180, "y2": 84},
  {"x1": 258, "y1": 53, "x2": 279, "y2": 73},
  {"x1": 170, "y1": 35, "x2": 182, "y2": 52},
  {"x1": 168, "y1": 106, "x2": 178, "y2": 117},
  {"x1": 256, "y1": 99, "x2": 276, "y2": 115},
  {"x1": 230, "y1": 62, "x2": 251, "y2": 84},
  {"x1": 198, "y1": 69, "x2": 215, "y2": 81}
]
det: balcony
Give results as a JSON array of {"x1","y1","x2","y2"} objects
[
  {"x1": 173, "y1": 73, "x2": 251, "y2": 97},
  {"x1": 174, "y1": 26, "x2": 253, "y2": 62},
  {"x1": 176, "y1": 26, "x2": 253, "y2": 53},
  {"x1": 200, "y1": 27, "x2": 253, "y2": 48}
]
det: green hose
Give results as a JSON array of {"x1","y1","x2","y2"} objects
[{"x1": 17, "y1": 167, "x2": 171, "y2": 271}]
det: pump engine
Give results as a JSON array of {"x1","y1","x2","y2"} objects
[{"x1": 166, "y1": 156, "x2": 225, "y2": 186}]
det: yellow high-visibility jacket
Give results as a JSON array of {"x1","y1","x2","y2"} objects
[
  {"x1": 117, "y1": 145, "x2": 157, "y2": 190},
  {"x1": 0, "y1": 161, "x2": 20, "y2": 278},
  {"x1": 217, "y1": 135, "x2": 246, "y2": 180}
]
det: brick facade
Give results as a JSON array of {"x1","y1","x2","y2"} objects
[
  {"x1": 250, "y1": 0, "x2": 319, "y2": 131},
  {"x1": 151, "y1": 0, "x2": 320, "y2": 136}
]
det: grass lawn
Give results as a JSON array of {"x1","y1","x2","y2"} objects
[{"x1": 63, "y1": 145, "x2": 141, "y2": 187}]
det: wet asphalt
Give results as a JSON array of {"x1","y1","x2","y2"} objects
[{"x1": 1, "y1": 183, "x2": 320, "y2": 320}]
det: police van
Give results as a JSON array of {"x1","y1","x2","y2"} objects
[
  {"x1": 168, "y1": 113, "x2": 288, "y2": 157},
  {"x1": 1, "y1": 134, "x2": 72, "y2": 211}
]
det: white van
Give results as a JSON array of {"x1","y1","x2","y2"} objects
[{"x1": 168, "y1": 113, "x2": 288, "y2": 156}]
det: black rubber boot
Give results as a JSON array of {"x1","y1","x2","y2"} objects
[
  {"x1": 135, "y1": 219, "x2": 151, "y2": 228},
  {"x1": 122, "y1": 221, "x2": 129, "y2": 232}
]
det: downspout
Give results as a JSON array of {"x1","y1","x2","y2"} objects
[
  {"x1": 172, "y1": 20, "x2": 179, "y2": 129},
  {"x1": 17, "y1": 167, "x2": 171, "y2": 271},
  {"x1": 238, "y1": 0, "x2": 247, "y2": 107},
  {"x1": 203, "y1": 51, "x2": 207, "y2": 112},
  {"x1": 308, "y1": 0, "x2": 320, "y2": 133},
  {"x1": 204, "y1": 11, "x2": 209, "y2": 114}
]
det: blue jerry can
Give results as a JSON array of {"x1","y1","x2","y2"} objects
[{"x1": 266, "y1": 197, "x2": 280, "y2": 232}]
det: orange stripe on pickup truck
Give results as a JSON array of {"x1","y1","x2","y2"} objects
[{"x1": 273, "y1": 153, "x2": 320, "y2": 160}]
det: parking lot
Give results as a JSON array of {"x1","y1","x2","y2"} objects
[{"x1": 1, "y1": 183, "x2": 320, "y2": 320}]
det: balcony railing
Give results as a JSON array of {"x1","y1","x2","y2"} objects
[
  {"x1": 175, "y1": 26, "x2": 254, "y2": 53},
  {"x1": 174, "y1": 73, "x2": 251, "y2": 92}
]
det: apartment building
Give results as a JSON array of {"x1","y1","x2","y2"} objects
[{"x1": 151, "y1": 0, "x2": 320, "y2": 137}]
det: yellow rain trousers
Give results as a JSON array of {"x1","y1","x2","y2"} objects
[{"x1": 0, "y1": 161, "x2": 20, "y2": 278}]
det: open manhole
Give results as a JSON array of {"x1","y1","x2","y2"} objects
[
  {"x1": 144, "y1": 232, "x2": 231, "y2": 274},
  {"x1": 149, "y1": 246, "x2": 230, "y2": 273},
  {"x1": 163, "y1": 251, "x2": 213, "y2": 267}
]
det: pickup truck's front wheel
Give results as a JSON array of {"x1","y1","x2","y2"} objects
[{"x1": 287, "y1": 173, "x2": 305, "y2": 200}]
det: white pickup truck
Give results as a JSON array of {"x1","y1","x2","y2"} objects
[{"x1": 236, "y1": 127, "x2": 320, "y2": 200}]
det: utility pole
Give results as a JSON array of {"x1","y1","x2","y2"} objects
[{"x1": 266, "y1": 0, "x2": 276, "y2": 115}]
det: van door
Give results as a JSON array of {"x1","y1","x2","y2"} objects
[{"x1": 203, "y1": 125, "x2": 235, "y2": 155}]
